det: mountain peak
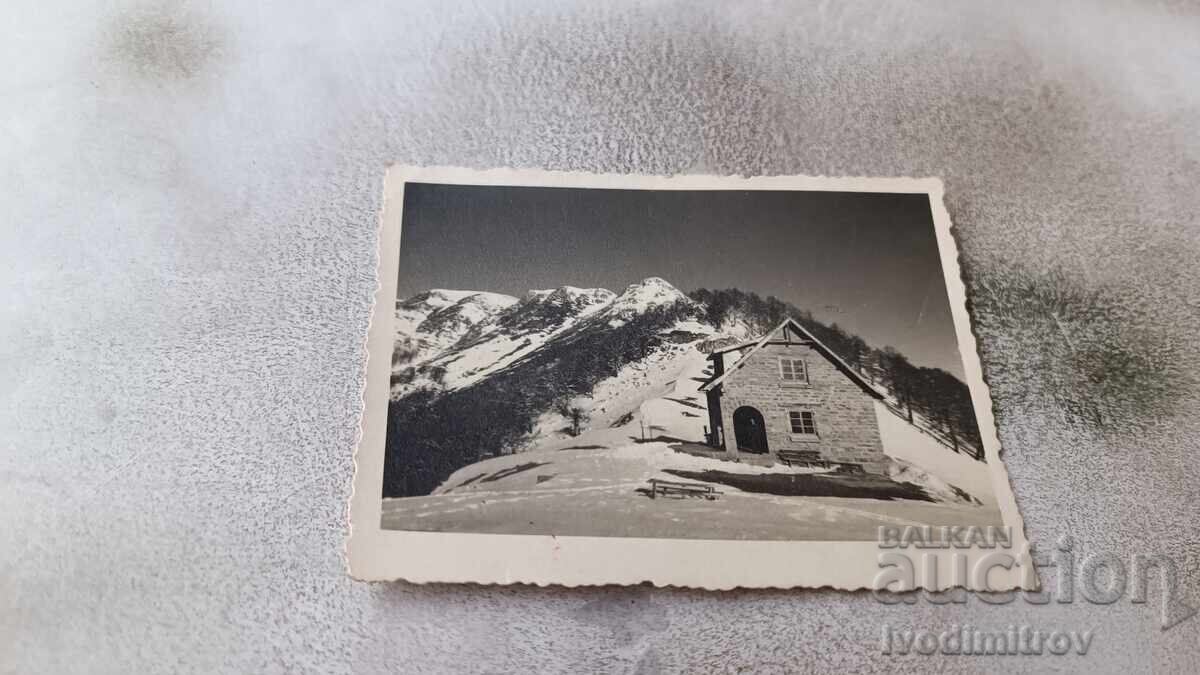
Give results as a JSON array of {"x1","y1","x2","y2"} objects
[
  {"x1": 602, "y1": 277, "x2": 693, "y2": 325},
  {"x1": 613, "y1": 277, "x2": 687, "y2": 305}
]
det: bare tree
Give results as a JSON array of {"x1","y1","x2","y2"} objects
[{"x1": 554, "y1": 396, "x2": 591, "y2": 437}]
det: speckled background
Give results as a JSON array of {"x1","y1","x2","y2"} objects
[{"x1": 3, "y1": 0, "x2": 1199, "y2": 672}]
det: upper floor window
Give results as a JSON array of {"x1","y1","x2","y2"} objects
[{"x1": 778, "y1": 357, "x2": 808, "y2": 383}]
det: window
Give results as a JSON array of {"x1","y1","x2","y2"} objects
[
  {"x1": 779, "y1": 357, "x2": 807, "y2": 382},
  {"x1": 789, "y1": 410, "x2": 818, "y2": 435}
]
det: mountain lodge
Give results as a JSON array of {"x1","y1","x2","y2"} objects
[{"x1": 699, "y1": 317, "x2": 889, "y2": 474}]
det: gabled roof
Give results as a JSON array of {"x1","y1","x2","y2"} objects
[
  {"x1": 705, "y1": 339, "x2": 760, "y2": 358},
  {"x1": 699, "y1": 317, "x2": 884, "y2": 399}
]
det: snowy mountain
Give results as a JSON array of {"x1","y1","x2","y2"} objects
[
  {"x1": 526, "y1": 285, "x2": 617, "y2": 307},
  {"x1": 392, "y1": 290, "x2": 518, "y2": 367},
  {"x1": 489, "y1": 285, "x2": 616, "y2": 335},
  {"x1": 390, "y1": 279, "x2": 695, "y2": 398},
  {"x1": 384, "y1": 277, "x2": 984, "y2": 502},
  {"x1": 601, "y1": 277, "x2": 696, "y2": 327}
]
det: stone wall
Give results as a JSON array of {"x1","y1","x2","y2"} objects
[{"x1": 717, "y1": 342, "x2": 887, "y2": 473}]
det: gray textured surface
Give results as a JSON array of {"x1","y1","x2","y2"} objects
[{"x1": 3, "y1": 0, "x2": 1199, "y2": 672}]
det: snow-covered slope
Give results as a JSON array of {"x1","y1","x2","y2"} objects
[
  {"x1": 392, "y1": 290, "x2": 518, "y2": 368},
  {"x1": 416, "y1": 292, "x2": 517, "y2": 345},
  {"x1": 383, "y1": 439, "x2": 1002, "y2": 540},
  {"x1": 488, "y1": 336, "x2": 995, "y2": 507},
  {"x1": 393, "y1": 289, "x2": 480, "y2": 342},
  {"x1": 523, "y1": 321, "x2": 718, "y2": 450},
  {"x1": 405, "y1": 285, "x2": 616, "y2": 394},
  {"x1": 390, "y1": 278, "x2": 698, "y2": 397},
  {"x1": 525, "y1": 285, "x2": 617, "y2": 308},
  {"x1": 875, "y1": 401, "x2": 997, "y2": 505}
]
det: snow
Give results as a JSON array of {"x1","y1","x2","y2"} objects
[
  {"x1": 435, "y1": 442, "x2": 834, "y2": 499},
  {"x1": 391, "y1": 279, "x2": 695, "y2": 394},
  {"x1": 394, "y1": 289, "x2": 517, "y2": 322},
  {"x1": 392, "y1": 311, "x2": 427, "y2": 342},
  {"x1": 426, "y1": 291, "x2": 614, "y2": 391},
  {"x1": 888, "y1": 460, "x2": 980, "y2": 505},
  {"x1": 875, "y1": 401, "x2": 998, "y2": 505},
  {"x1": 671, "y1": 319, "x2": 713, "y2": 334},
  {"x1": 382, "y1": 280, "x2": 1007, "y2": 539},
  {"x1": 715, "y1": 318, "x2": 756, "y2": 341},
  {"x1": 390, "y1": 284, "x2": 619, "y2": 398},
  {"x1": 636, "y1": 350, "x2": 712, "y2": 441},
  {"x1": 482, "y1": 325, "x2": 998, "y2": 510},
  {"x1": 419, "y1": 289, "x2": 482, "y2": 306},
  {"x1": 434, "y1": 294, "x2": 519, "y2": 330},
  {"x1": 390, "y1": 290, "x2": 521, "y2": 392},
  {"x1": 382, "y1": 441, "x2": 1003, "y2": 539},
  {"x1": 602, "y1": 277, "x2": 693, "y2": 326},
  {"x1": 391, "y1": 287, "x2": 605, "y2": 396},
  {"x1": 458, "y1": 290, "x2": 521, "y2": 306},
  {"x1": 393, "y1": 290, "x2": 517, "y2": 343},
  {"x1": 514, "y1": 326, "x2": 719, "y2": 450},
  {"x1": 526, "y1": 286, "x2": 616, "y2": 305}
]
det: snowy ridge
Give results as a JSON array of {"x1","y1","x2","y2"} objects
[
  {"x1": 390, "y1": 278, "x2": 696, "y2": 397},
  {"x1": 421, "y1": 291, "x2": 612, "y2": 393},
  {"x1": 418, "y1": 293, "x2": 518, "y2": 340},
  {"x1": 392, "y1": 290, "x2": 518, "y2": 368},
  {"x1": 394, "y1": 289, "x2": 473, "y2": 337},
  {"x1": 393, "y1": 289, "x2": 517, "y2": 336},
  {"x1": 526, "y1": 286, "x2": 617, "y2": 307}
]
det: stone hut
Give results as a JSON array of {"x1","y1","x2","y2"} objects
[{"x1": 699, "y1": 317, "x2": 888, "y2": 473}]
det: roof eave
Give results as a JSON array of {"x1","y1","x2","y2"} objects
[{"x1": 703, "y1": 316, "x2": 885, "y2": 398}]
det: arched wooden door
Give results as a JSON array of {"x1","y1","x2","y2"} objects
[{"x1": 733, "y1": 406, "x2": 769, "y2": 453}]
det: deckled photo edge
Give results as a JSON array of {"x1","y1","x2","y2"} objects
[{"x1": 925, "y1": 185, "x2": 1035, "y2": 587}]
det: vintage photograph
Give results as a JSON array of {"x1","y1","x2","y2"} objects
[{"x1": 349, "y1": 168, "x2": 1028, "y2": 588}]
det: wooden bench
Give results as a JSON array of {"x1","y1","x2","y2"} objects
[
  {"x1": 776, "y1": 449, "x2": 828, "y2": 467},
  {"x1": 776, "y1": 451, "x2": 869, "y2": 474},
  {"x1": 831, "y1": 462, "x2": 865, "y2": 475},
  {"x1": 647, "y1": 478, "x2": 721, "y2": 500}
]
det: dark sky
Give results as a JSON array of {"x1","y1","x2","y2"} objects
[{"x1": 398, "y1": 182, "x2": 964, "y2": 377}]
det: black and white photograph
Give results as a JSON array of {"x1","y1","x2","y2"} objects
[
  {"x1": 349, "y1": 167, "x2": 1027, "y2": 588},
  {"x1": 14, "y1": 3, "x2": 1199, "y2": 670}
]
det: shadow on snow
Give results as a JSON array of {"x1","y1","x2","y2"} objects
[{"x1": 660, "y1": 469, "x2": 937, "y2": 502}]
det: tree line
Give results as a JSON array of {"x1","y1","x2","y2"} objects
[{"x1": 382, "y1": 301, "x2": 698, "y2": 497}]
